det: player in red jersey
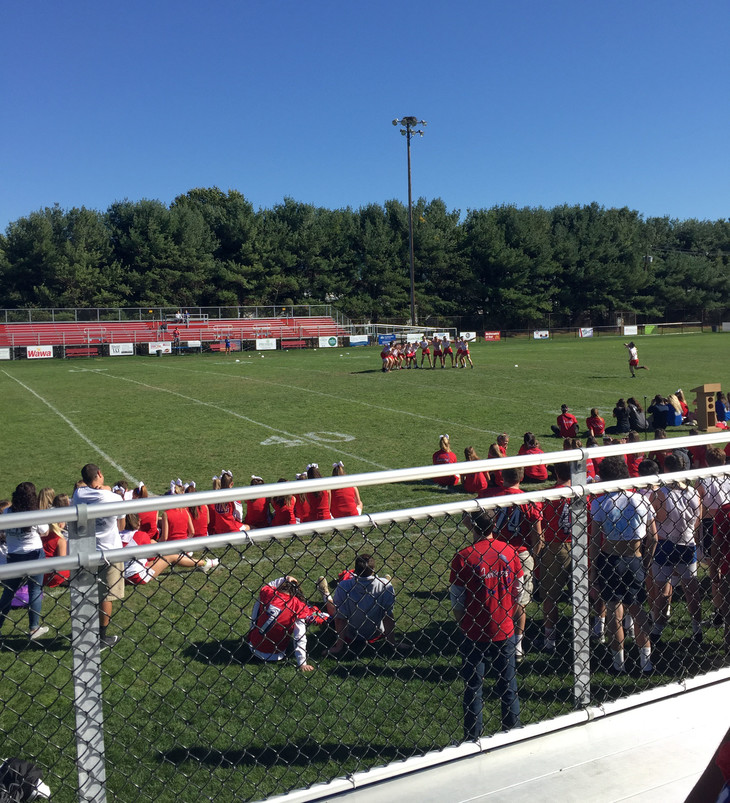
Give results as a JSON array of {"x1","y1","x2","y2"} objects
[
  {"x1": 248, "y1": 576, "x2": 334, "y2": 671},
  {"x1": 488, "y1": 467, "x2": 543, "y2": 662},
  {"x1": 451, "y1": 508, "x2": 522, "y2": 736},
  {"x1": 586, "y1": 408, "x2": 606, "y2": 437},
  {"x1": 518, "y1": 432, "x2": 548, "y2": 482}
]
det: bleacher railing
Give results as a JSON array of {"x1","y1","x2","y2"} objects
[{"x1": 1, "y1": 433, "x2": 729, "y2": 802}]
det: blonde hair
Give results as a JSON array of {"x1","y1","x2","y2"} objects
[
  {"x1": 667, "y1": 394, "x2": 682, "y2": 415},
  {"x1": 38, "y1": 487, "x2": 55, "y2": 510},
  {"x1": 464, "y1": 446, "x2": 480, "y2": 461},
  {"x1": 439, "y1": 434, "x2": 451, "y2": 452}
]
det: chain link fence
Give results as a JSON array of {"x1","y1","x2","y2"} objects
[{"x1": 1, "y1": 443, "x2": 729, "y2": 801}]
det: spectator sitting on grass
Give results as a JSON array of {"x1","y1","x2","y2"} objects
[
  {"x1": 327, "y1": 554, "x2": 408, "y2": 657},
  {"x1": 248, "y1": 575, "x2": 334, "y2": 672},
  {"x1": 551, "y1": 404, "x2": 579, "y2": 439}
]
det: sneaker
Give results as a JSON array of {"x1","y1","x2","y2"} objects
[
  {"x1": 591, "y1": 630, "x2": 606, "y2": 644},
  {"x1": 316, "y1": 576, "x2": 330, "y2": 597},
  {"x1": 202, "y1": 558, "x2": 220, "y2": 573},
  {"x1": 641, "y1": 662, "x2": 655, "y2": 675},
  {"x1": 29, "y1": 626, "x2": 49, "y2": 641},
  {"x1": 100, "y1": 635, "x2": 120, "y2": 651},
  {"x1": 515, "y1": 644, "x2": 525, "y2": 664}
]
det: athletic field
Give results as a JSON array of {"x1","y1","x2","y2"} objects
[
  {"x1": 1, "y1": 332, "x2": 729, "y2": 802},
  {"x1": 1, "y1": 333, "x2": 725, "y2": 503}
]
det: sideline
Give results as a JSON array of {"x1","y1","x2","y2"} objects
[{"x1": 2, "y1": 370, "x2": 139, "y2": 482}]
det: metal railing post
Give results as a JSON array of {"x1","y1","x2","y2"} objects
[
  {"x1": 68, "y1": 504, "x2": 107, "y2": 803},
  {"x1": 569, "y1": 455, "x2": 591, "y2": 708}
]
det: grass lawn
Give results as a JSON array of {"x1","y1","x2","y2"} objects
[{"x1": 1, "y1": 332, "x2": 729, "y2": 801}]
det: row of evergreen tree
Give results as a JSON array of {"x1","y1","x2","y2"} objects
[{"x1": 1, "y1": 188, "x2": 728, "y2": 327}]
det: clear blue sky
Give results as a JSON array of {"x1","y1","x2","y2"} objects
[{"x1": 2, "y1": 0, "x2": 728, "y2": 232}]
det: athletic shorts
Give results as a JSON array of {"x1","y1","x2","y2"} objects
[
  {"x1": 516, "y1": 551, "x2": 534, "y2": 607},
  {"x1": 421, "y1": 349, "x2": 430, "y2": 355},
  {"x1": 629, "y1": 359, "x2": 639, "y2": 367},
  {"x1": 652, "y1": 560, "x2": 697, "y2": 585},
  {"x1": 99, "y1": 562, "x2": 125, "y2": 602},
  {"x1": 596, "y1": 554, "x2": 646, "y2": 604},
  {"x1": 540, "y1": 542, "x2": 571, "y2": 599},
  {"x1": 125, "y1": 568, "x2": 156, "y2": 585}
]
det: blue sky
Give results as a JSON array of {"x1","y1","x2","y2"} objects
[{"x1": 2, "y1": 0, "x2": 728, "y2": 231}]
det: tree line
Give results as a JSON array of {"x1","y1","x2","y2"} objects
[{"x1": 1, "y1": 187, "x2": 729, "y2": 327}]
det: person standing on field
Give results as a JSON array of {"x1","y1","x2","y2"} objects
[
  {"x1": 450, "y1": 509, "x2": 522, "y2": 738},
  {"x1": 624, "y1": 341, "x2": 648, "y2": 377}
]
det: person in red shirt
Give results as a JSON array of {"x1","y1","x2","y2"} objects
[
  {"x1": 432, "y1": 434, "x2": 460, "y2": 487},
  {"x1": 485, "y1": 442, "x2": 505, "y2": 489},
  {"x1": 270, "y1": 479, "x2": 297, "y2": 527},
  {"x1": 586, "y1": 408, "x2": 606, "y2": 437},
  {"x1": 244, "y1": 476, "x2": 271, "y2": 528},
  {"x1": 687, "y1": 429, "x2": 709, "y2": 469},
  {"x1": 497, "y1": 433, "x2": 509, "y2": 457},
  {"x1": 133, "y1": 483, "x2": 159, "y2": 539},
  {"x1": 488, "y1": 467, "x2": 543, "y2": 662},
  {"x1": 551, "y1": 404, "x2": 580, "y2": 439},
  {"x1": 625, "y1": 431, "x2": 644, "y2": 478},
  {"x1": 518, "y1": 432, "x2": 548, "y2": 482},
  {"x1": 330, "y1": 462, "x2": 363, "y2": 518},
  {"x1": 540, "y1": 463, "x2": 573, "y2": 651},
  {"x1": 248, "y1": 576, "x2": 334, "y2": 672},
  {"x1": 211, "y1": 470, "x2": 250, "y2": 534},
  {"x1": 450, "y1": 508, "x2": 522, "y2": 737},
  {"x1": 184, "y1": 483, "x2": 210, "y2": 537},
  {"x1": 461, "y1": 446, "x2": 489, "y2": 495}
]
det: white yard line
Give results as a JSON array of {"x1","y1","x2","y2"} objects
[
  {"x1": 87, "y1": 369, "x2": 392, "y2": 470},
  {"x1": 140, "y1": 362, "x2": 505, "y2": 438},
  {"x1": 2, "y1": 370, "x2": 139, "y2": 482}
]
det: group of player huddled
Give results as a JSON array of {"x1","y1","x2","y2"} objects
[{"x1": 380, "y1": 335, "x2": 474, "y2": 372}]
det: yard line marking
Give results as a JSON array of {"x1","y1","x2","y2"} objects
[
  {"x1": 2, "y1": 370, "x2": 139, "y2": 482},
  {"x1": 140, "y1": 362, "x2": 504, "y2": 438},
  {"x1": 86, "y1": 369, "x2": 392, "y2": 470}
]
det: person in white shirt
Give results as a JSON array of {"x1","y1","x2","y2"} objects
[
  {"x1": 0, "y1": 482, "x2": 49, "y2": 640},
  {"x1": 71, "y1": 464, "x2": 126, "y2": 649}
]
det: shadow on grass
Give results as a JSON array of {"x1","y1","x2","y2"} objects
[
  {"x1": 161, "y1": 739, "x2": 425, "y2": 768},
  {"x1": 185, "y1": 639, "x2": 253, "y2": 665}
]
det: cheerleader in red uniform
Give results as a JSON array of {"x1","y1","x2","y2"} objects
[
  {"x1": 211, "y1": 470, "x2": 250, "y2": 534},
  {"x1": 294, "y1": 473, "x2": 310, "y2": 523},
  {"x1": 133, "y1": 483, "x2": 159, "y2": 539},
  {"x1": 271, "y1": 479, "x2": 297, "y2": 526},
  {"x1": 330, "y1": 462, "x2": 363, "y2": 518},
  {"x1": 304, "y1": 463, "x2": 332, "y2": 522},
  {"x1": 184, "y1": 482, "x2": 210, "y2": 537},
  {"x1": 160, "y1": 484, "x2": 194, "y2": 542},
  {"x1": 432, "y1": 434, "x2": 460, "y2": 487},
  {"x1": 244, "y1": 476, "x2": 271, "y2": 528},
  {"x1": 518, "y1": 432, "x2": 549, "y2": 482},
  {"x1": 461, "y1": 446, "x2": 488, "y2": 495}
]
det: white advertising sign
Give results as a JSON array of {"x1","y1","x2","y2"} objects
[
  {"x1": 148, "y1": 342, "x2": 172, "y2": 354},
  {"x1": 0, "y1": 348, "x2": 11, "y2": 360},
  {"x1": 579, "y1": 327, "x2": 594, "y2": 338},
  {"x1": 623, "y1": 325, "x2": 638, "y2": 336},
  {"x1": 109, "y1": 343, "x2": 134, "y2": 356},
  {"x1": 256, "y1": 338, "x2": 277, "y2": 351},
  {"x1": 461, "y1": 331, "x2": 477, "y2": 341},
  {"x1": 27, "y1": 345, "x2": 53, "y2": 359},
  {"x1": 433, "y1": 331, "x2": 450, "y2": 339},
  {"x1": 721, "y1": 322, "x2": 730, "y2": 333},
  {"x1": 186, "y1": 340, "x2": 201, "y2": 347},
  {"x1": 533, "y1": 330, "x2": 549, "y2": 340},
  {"x1": 318, "y1": 336, "x2": 338, "y2": 348},
  {"x1": 348, "y1": 335, "x2": 369, "y2": 346}
]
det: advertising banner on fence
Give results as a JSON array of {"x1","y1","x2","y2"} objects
[
  {"x1": 348, "y1": 335, "x2": 369, "y2": 346},
  {"x1": 461, "y1": 331, "x2": 477, "y2": 341},
  {"x1": 109, "y1": 343, "x2": 134, "y2": 356},
  {"x1": 318, "y1": 336, "x2": 338, "y2": 348},
  {"x1": 623, "y1": 325, "x2": 638, "y2": 336},
  {"x1": 533, "y1": 330, "x2": 550, "y2": 340},
  {"x1": 579, "y1": 327, "x2": 594, "y2": 338},
  {"x1": 723, "y1": 322, "x2": 730, "y2": 333},
  {"x1": 186, "y1": 340, "x2": 202, "y2": 348},
  {"x1": 256, "y1": 338, "x2": 277, "y2": 351},
  {"x1": 484, "y1": 331, "x2": 501, "y2": 341},
  {"x1": 0, "y1": 348, "x2": 11, "y2": 360},
  {"x1": 27, "y1": 345, "x2": 53, "y2": 359},
  {"x1": 148, "y1": 342, "x2": 172, "y2": 355},
  {"x1": 378, "y1": 334, "x2": 396, "y2": 345}
]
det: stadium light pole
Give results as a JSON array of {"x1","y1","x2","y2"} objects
[{"x1": 392, "y1": 116, "x2": 427, "y2": 327}]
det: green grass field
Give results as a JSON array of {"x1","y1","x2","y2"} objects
[
  {"x1": 2, "y1": 333, "x2": 727, "y2": 503},
  {"x1": 1, "y1": 333, "x2": 729, "y2": 802}
]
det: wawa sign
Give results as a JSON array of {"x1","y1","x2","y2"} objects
[{"x1": 26, "y1": 346, "x2": 53, "y2": 359}]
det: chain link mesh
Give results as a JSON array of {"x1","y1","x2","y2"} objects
[{"x1": 1, "y1": 469, "x2": 729, "y2": 801}]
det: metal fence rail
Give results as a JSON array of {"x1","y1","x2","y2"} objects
[{"x1": 1, "y1": 436, "x2": 729, "y2": 801}]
